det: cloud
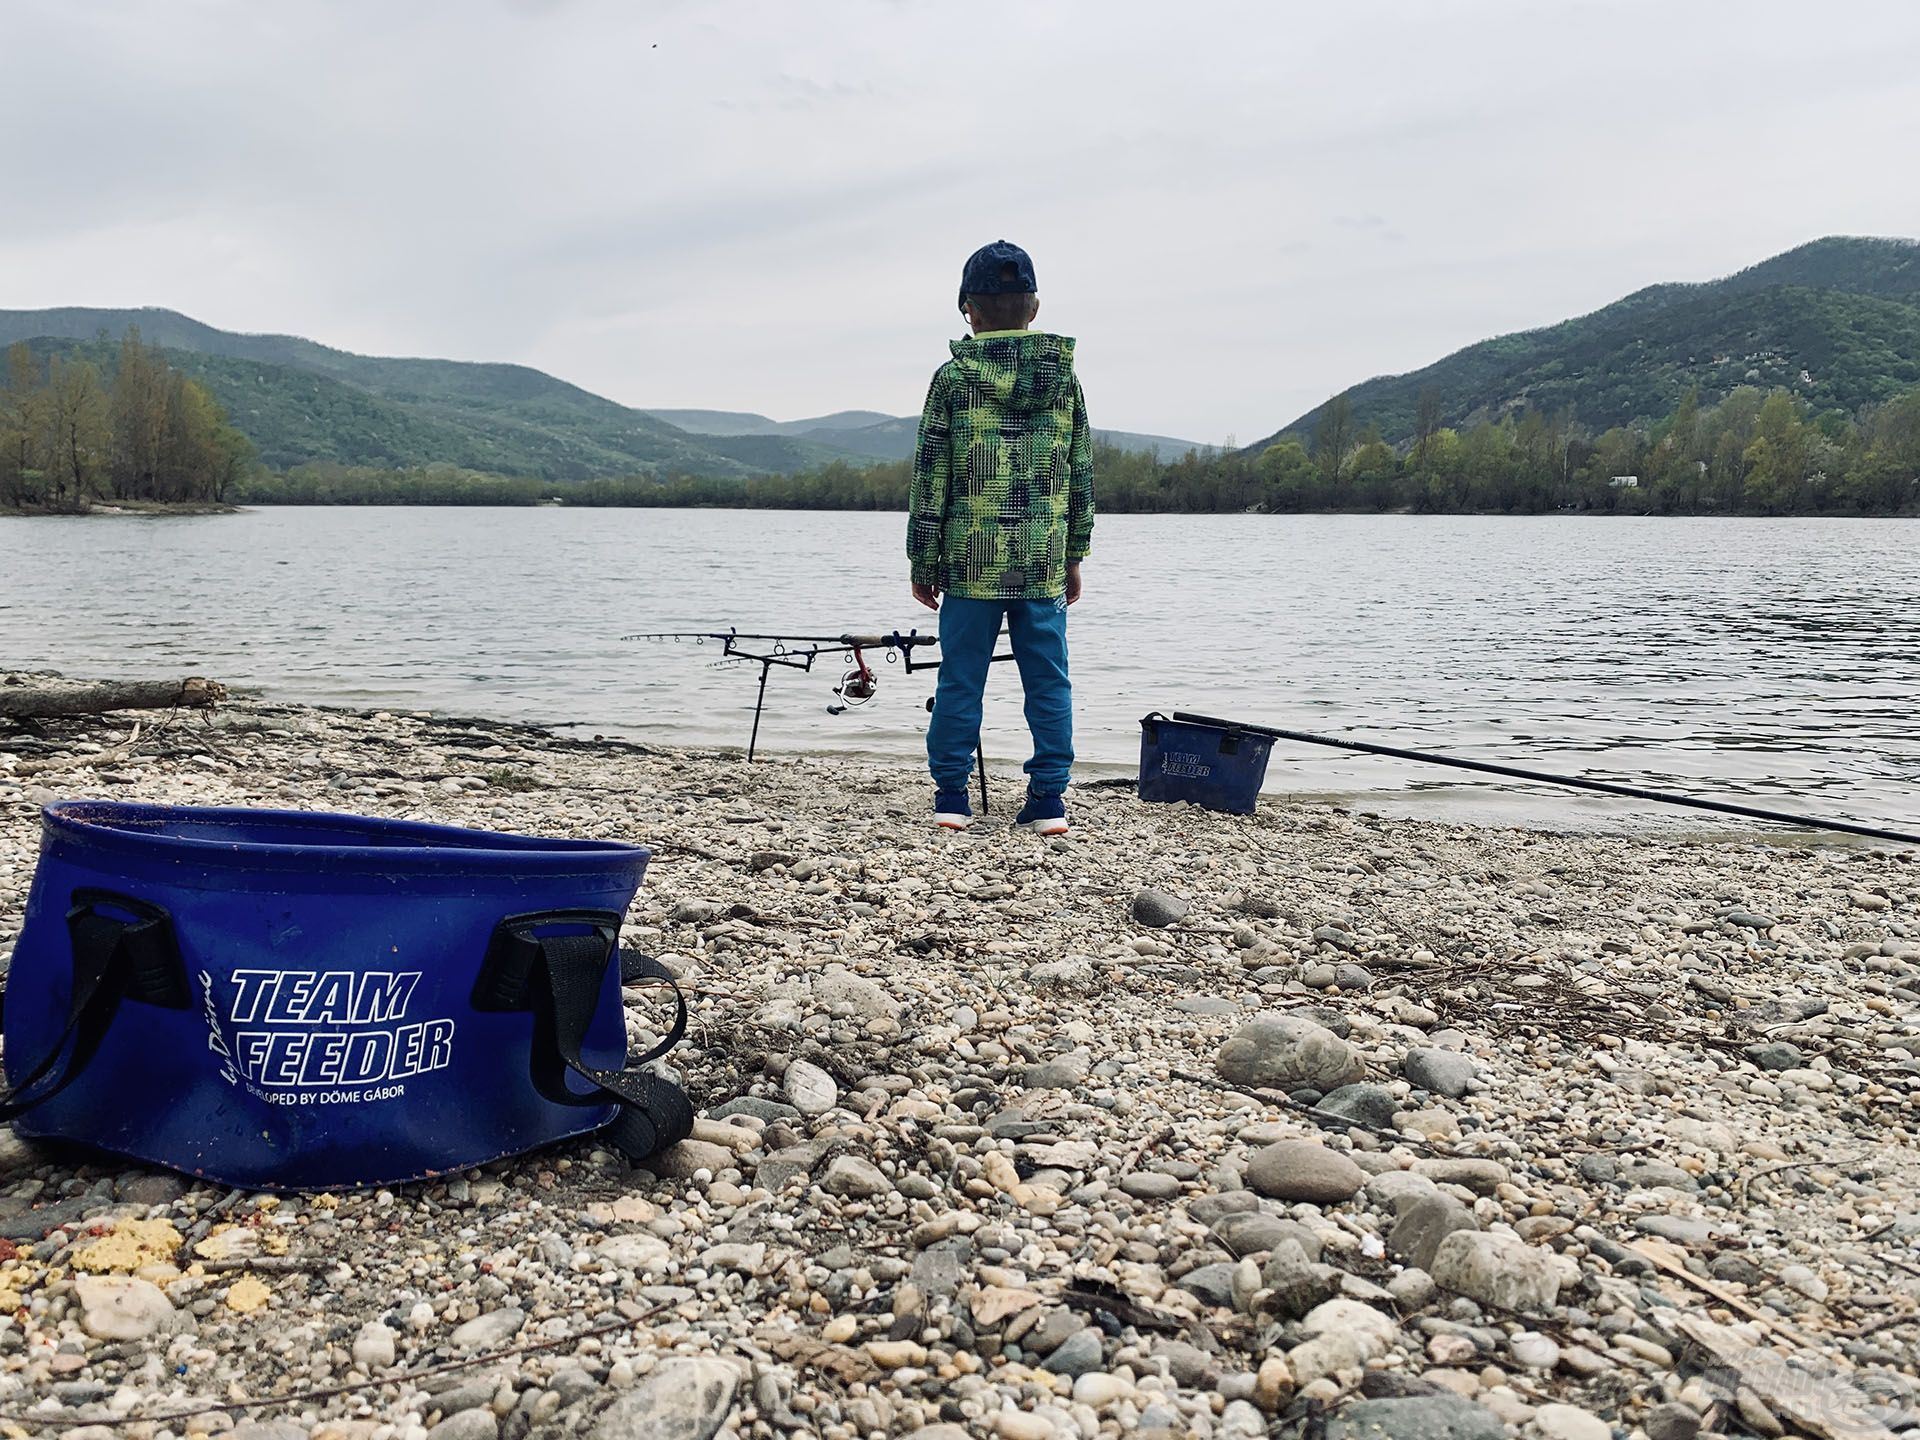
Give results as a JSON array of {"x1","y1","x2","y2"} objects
[{"x1": 1, "y1": 0, "x2": 1916, "y2": 442}]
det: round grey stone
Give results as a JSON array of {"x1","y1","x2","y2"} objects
[
  {"x1": 1744, "y1": 1041, "x2": 1803, "y2": 1072},
  {"x1": 1175, "y1": 1262, "x2": 1239, "y2": 1309},
  {"x1": 1133, "y1": 889, "x2": 1190, "y2": 928},
  {"x1": 1187, "y1": 1190, "x2": 1260, "y2": 1225},
  {"x1": 1403, "y1": 1047, "x2": 1474, "y2": 1098},
  {"x1": 1120, "y1": 1172, "x2": 1182, "y2": 1200},
  {"x1": 708, "y1": 1095, "x2": 801, "y2": 1124},
  {"x1": 1216, "y1": 1013, "x2": 1366, "y2": 1092},
  {"x1": 1152, "y1": 1338, "x2": 1213, "y2": 1385},
  {"x1": 820, "y1": 1155, "x2": 892, "y2": 1199},
  {"x1": 1387, "y1": 1268, "x2": 1437, "y2": 1307},
  {"x1": 449, "y1": 1307, "x2": 525, "y2": 1351},
  {"x1": 1388, "y1": 1194, "x2": 1479, "y2": 1271},
  {"x1": 1429, "y1": 1231, "x2": 1567, "y2": 1313},
  {"x1": 1314, "y1": 1083, "x2": 1400, "y2": 1130},
  {"x1": 1040, "y1": 1327, "x2": 1104, "y2": 1377},
  {"x1": 783, "y1": 1059, "x2": 838, "y2": 1116},
  {"x1": 1044, "y1": 1328, "x2": 1105, "y2": 1374},
  {"x1": 1245, "y1": 1140, "x2": 1365, "y2": 1204},
  {"x1": 1213, "y1": 1211, "x2": 1325, "y2": 1260},
  {"x1": 589, "y1": 1357, "x2": 739, "y2": 1440}
]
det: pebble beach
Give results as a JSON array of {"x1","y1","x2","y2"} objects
[{"x1": 0, "y1": 695, "x2": 1917, "y2": 1440}]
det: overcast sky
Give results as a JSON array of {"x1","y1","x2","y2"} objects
[{"x1": 4, "y1": 0, "x2": 1917, "y2": 443}]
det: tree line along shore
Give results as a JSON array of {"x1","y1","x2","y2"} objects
[
  {"x1": 0, "y1": 332, "x2": 253, "y2": 512},
  {"x1": 5, "y1": 328, "x2": 1917, "y2": 517}
]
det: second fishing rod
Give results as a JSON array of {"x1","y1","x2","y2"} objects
[{"x1": 1173, "y1": 711, "x2": 1920, "y2": 847}]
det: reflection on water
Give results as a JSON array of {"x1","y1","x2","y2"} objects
[{"x1": 2, "y1": 508, "x2": 1916, "y2": 834}]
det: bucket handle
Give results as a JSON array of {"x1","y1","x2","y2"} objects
[
  {"x1": 476, "y1": 910, "x2": 694, "y2": 1164},
  {"x1": 0, "y1": 889, "x2": 189, "y2": 1122},
  {"x1": 1141, "y1": 711, "x2": 1248, "y2": 754}
]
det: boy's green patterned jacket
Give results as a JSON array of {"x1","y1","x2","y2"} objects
[{"x1": 907, "y1": 331, "x2": 1094, "y2": 600}]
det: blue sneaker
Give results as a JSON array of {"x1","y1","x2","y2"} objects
[
  {"x1": 934, "y1": 788, "x2": 974, "y2": 831},
  {"x1": 1015, "y1": 790, "x2": 1069, "y2": 836}
]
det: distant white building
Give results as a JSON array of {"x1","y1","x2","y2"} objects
[{"x1": 1609, "y1": 475, "x2": 1640, "y2": 489}]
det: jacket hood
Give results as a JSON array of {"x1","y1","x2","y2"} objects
[{"x1": 948, "y1": 332, "x2": 1077, "y2": 413}]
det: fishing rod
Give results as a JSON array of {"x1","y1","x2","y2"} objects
[
  {"x1": 1172, "y1": 712, "x2": 1920, "y2": 847},
  {"x1": 628, "y1": 627, "x2": 1014, "y2": 812}
]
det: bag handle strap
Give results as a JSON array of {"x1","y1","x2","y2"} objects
[
  {"x1": 0, "y1": 889, "x2": 189, "y2": 1122},
  {"x1": 476, "y1": 911, "x2": 694, "y2": 1164}
]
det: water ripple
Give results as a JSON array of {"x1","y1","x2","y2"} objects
[{"x1": 2, "y1": 509, "x2": 1916, "y2": 833}]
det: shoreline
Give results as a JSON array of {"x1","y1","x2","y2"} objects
[
  {"x1": 9, "y1": 673, "x2": 1886, "y2": 846},
  {"x1": 0, "y1": 499, "x2": 239, "y2": 518},
  {"x1": 0, "y1": 699, "x2": 1917, "y2": 1437}
]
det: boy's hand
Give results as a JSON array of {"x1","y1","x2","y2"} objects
[
  {"x1": 1064, "y1": 562, "x2": 1083, "y2": 605},
  {"x1": 912, "y1": 581, "x2": 940, "y2": 610}
]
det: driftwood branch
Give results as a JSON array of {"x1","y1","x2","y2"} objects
[
  {"x1": 0, "y1": 675, "x2": 227, "y2": 721},
  {"x1": 1671, "y1": 1314, "x2": 1898, "y2": 1440},
  {"x1": 1629, "y1": 1237, "x2": 1818, "y2": 1349}
]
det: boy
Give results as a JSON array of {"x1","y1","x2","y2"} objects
[{"x1": 907, "y1": 240, "x2": 1094, "y2": 835}]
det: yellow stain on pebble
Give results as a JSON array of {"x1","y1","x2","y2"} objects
[
  {"x1": 226, "y1": 1276, "x2": 272, "y2": 1313},
  {"x1": 193, "y1": 1224, "x2": 247, "y2": 1261},
  {"x1": 71, "y1": 1219, "x2": 183, "y2": 1274},
  {"x1": 0, "y1": 1258, "x2": 40, "y2": 1303}
]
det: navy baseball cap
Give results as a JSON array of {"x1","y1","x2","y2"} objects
[{"x1": 958, "y1": 240, "x2": 1037, "y2": 313}]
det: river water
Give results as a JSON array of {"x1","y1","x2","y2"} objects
[{"x1": 3, "y1": 507, "x2": 1916, "y2": 834}]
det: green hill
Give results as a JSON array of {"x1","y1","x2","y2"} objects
[
  {"x1": 0, "y1": 309, "x2": 862, "y2": 480},
  {"x1": 1248, "y1": 236, "x2": 1920, "y2": 451}
]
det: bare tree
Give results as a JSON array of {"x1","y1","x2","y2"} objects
[
  {"x1": 110, "y1": 326, "x2": 169, "y2": 499},
  {"x1": 44, "y1": 356, "x2": 109, "y2": 503},
  {"x1": 1314, "y1": 391, "x2": 1354, "y2": 489},
  {"x1": 1414, "y1": 385, "x2": 1442, "y2": 471},
  {"x1": 1, "y1": 343, "x2": 46, "y2": 506}
]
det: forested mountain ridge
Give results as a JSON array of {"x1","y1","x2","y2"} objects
[
  {"x1": 0, "y1": 308, "x2": 1200, "y2": 477},
  {"x1": 1249, "y1": 236, "x2": 1920, "y2": 452},
  {"x1": 0, "y1": 312, "x2": 836, "y2": 479}
]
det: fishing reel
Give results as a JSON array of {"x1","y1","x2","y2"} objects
[{"x1": 827, "y1": 648, "x2": 879, "y2": 715}]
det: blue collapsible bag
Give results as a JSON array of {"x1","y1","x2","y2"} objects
[
  {"x1": 1137, "y1": 712, "x2": 1275, "y2": 815},
  {"x1": 0, "y1": 801, "x2": 693, "y2": 1190}
]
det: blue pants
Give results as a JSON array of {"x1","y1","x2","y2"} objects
[{"x1": 928, "y1": 597, "x2": 1073, "y2": 796}]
